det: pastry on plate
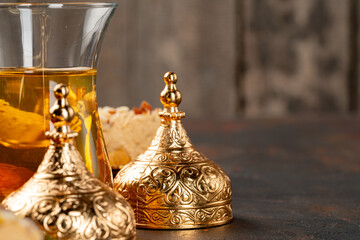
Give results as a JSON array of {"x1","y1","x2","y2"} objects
[{"x1": 99, "y1": 101, "x2": 160, "y2": 169}]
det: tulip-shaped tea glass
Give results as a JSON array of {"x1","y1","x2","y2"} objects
[{"x1": 0, "y1": 3, "x2": 117, "y2": 200}]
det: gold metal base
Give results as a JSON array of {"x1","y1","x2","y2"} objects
[
  {"x1": 114, "y1": 72, "x2": 233, "y2": 229},
  {"x1": 135, "y1": 203, "x2": 233, "y2": 229}
]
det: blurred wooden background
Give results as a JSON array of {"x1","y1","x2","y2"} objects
[{"x1": 14, "y1": 0, "x2": 360, "y2": 119}]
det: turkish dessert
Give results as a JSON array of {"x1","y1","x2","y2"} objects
[{"x1": 99, "y1": 101, "x2": 160, "y2": 169}]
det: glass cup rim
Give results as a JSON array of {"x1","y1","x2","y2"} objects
[{"x1": 0, "y1": 2, "x2": 117, "y2": 9}]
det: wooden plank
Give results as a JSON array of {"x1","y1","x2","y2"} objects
[
  {"x1": 234, "y1": 0, "x2": 247, "y2": 114},
  {"x1": 348, "y1": 0, "x2": 358, "y2": 111},
  {"x1": 241, "y1": 0, "x2": 349, "y2": 116},
  {"x1": 109, "y1": 0, "x2": 237, "y2": 119}
]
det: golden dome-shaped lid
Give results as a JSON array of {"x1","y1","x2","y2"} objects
[
  {"x1": 114, "y1": 72, "x2": 233, "y2": 229},
  {"x1": 2, "y1": 84, "x2": 136, "y2": 239}
]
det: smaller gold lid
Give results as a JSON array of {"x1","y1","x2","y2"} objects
[
  {"x1": 114, "y1": 72, "x2": 233, "y2": 229},
  {"x1": 2, "y1": 84, "x2": 136, "y2": 239}
]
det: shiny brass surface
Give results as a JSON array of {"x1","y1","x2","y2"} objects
[
  {"x1": 2, "y1": 84, "x2": 136, "y2": 239},
  {"x1": 114, "y1": 72, "x2": 233, "y2": 229}
]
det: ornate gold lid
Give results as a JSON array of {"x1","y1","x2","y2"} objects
[
  {"x1": 2, "y1": 84, "x2": 136, "y2": 239},
  {"x1": 114, "y1": 72, "x2": 233, "y2": 229}
]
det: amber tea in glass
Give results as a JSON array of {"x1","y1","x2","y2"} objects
[{"x1": 0, "y1": 3, "x2": 117, "y2": 200}]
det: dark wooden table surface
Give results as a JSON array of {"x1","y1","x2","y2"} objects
[{"x1": 136, "y1": 117, "x2": 360, "y2": 240}]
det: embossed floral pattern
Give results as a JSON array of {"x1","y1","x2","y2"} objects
[
  {"x1": 114, "y1": 122, "x2": 233, "y2": 229},
  {"x1": 3, "y1": 143, "x2": 136, "y2": 240}
]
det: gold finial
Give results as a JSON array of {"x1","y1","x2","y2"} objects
[
  {"x1": 50, "y1": 84, "x2": 75, "y2": 124},
  {"x1": 159, "y1": 72, "x2": 185, "y2": 120},
  {"x1": 46, "y1": 84, "x2": 77, "y2": 143}
]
